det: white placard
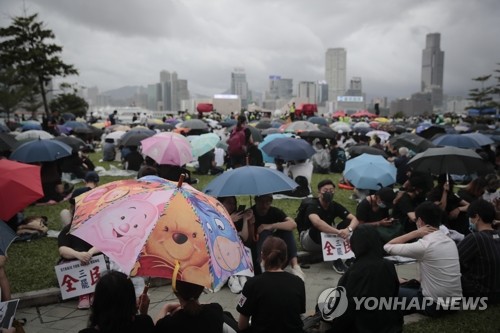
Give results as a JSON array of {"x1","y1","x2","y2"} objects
[
  {"x1": 55, "y1": 255, "x2": 108, "y2": 300},
  {"x1": 320, "y1": 233, "x2": 355, "y2": 261},
  {"x1": 0, "y1": 299, "x2": 19, "y2": 329}
]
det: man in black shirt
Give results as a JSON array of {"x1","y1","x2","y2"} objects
[{"x1": 299, "y1": 179, "x2": 359, "y2": 274}]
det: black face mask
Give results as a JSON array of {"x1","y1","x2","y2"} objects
[
  {"x1": 487, "y1": 188, "x2": 497, "y2": 193},
  {"x1": 322, "y1": 192, "x2": 334, "y2": 203}
]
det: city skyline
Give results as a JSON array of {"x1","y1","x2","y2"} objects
[{"x1": 2, "y1": 0, "x2": 499, "y2": 100}]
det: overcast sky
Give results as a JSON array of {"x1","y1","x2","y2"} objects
[{"x1": 2, "y1": 0, "x2": 499, "y2": 100}]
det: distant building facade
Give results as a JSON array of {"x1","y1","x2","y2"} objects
[
  {"x1": 231, "y1": 68, "x2": 249, "y2": 108},
  {"x1": 325, "y1": 48, "x2": 347, "y2": 103},
  {"x1": 298, "y1": 81, "x2": 317, "y2": 104},
  {"x1": 421, "y1": 33, "x2": 444, "y2": 109}
]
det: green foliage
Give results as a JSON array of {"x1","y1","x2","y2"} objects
[
  {"x1": 0, "y1": 64, "x2": 31, "y2": 121},
  {"x1": 393, "y1": 111, "x2": 405, "y2": 119},
  {"x1": 0, "y1": 13, "x2": 78, "y2": 116},
  {"x1": 49, "y1": 93, "x2": 89, "y2": 118}
]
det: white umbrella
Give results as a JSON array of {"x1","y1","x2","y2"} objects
[
  {"x1": 365, "y1": 130, "x2": 391, "y2": 141},
  {"x1": 16, "y1": 130, "x2": 54, "y2": 141}
]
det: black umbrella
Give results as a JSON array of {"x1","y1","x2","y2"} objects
[
  {"x1": 418, "y1": 125, "x2": 446, "y2": 140},
  {"x1": 54, "y1": 136, "x2": 87, "y2": 152},
  {"x1": 120, "y1": 129, "x2": 155, "y2": 145},
  {"x1": 153, "y1": 123, "x2": 175, "y2": 131},
  {"x1": 408, "y1": 146, "x2": 486, "y2": 175},
  {"x1": 348, "y1": 145, "x2": 388, "y2": 158},
  {"x1": 73, "y1": 126, "x2": 94, "y2": 135},
  {"x1": 389, "y1": 133, "x2": 435, "y2": 153},
  {"x1": 299, "y1": 130, "x2": 335, "y2": 140},
  {"x1": 121, "y1": 133, "x2": 153, "y2": 147},
  {"x1": 0, "y1": 133, "x2": 19, "y2": 151},
  {"x1": 180, "y1": 119, "x2": 208, "y2": 130},
  {"x1": 255, "y1": 120, "x2": 272, "y2": 129},
  {"x1": 228, "y1": 125, "x2": 263, "y2": 143}
]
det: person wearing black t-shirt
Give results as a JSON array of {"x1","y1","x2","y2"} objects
[
  {"x1": 237, "y1": 237, "x2": 305, "y2": 333},
  {"x1": 155, "y1": 280, "x2": 225, "y2": 333},
  {"x1": 459, "y1": 199, "x2": 500, "y2": 304},
  {"x1": 251, "y1": 194, "x2": 304, "y2": 280},
  {"x1": 299, "y1": 179, "x2": 358, "y2": 274}
]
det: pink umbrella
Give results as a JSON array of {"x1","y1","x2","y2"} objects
[{"x1": 141, "y1": 132, "x2": 193, "y2": 166}]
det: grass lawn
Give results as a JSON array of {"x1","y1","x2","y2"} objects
[{"x1": 5, "y1": 153, "x2": 500, "y2": 331}]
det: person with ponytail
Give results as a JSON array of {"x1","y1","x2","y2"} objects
[
  {"x1": 79, "y1": 270, "x2": 154, "y2": 333},
  {"x1": 237, "y1": 237, "x2": 305, "y2": 333},
  {"x1": 154, "y1": 280, "x2": 230, "y2": 332}
]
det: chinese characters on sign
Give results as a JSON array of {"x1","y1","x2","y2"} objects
[
  {"x1": 320, "y1": 233, "x2": 354, "y2": 261},
  {"x1": 54, "y1": 255, "x2": 108, "y2": 300}
]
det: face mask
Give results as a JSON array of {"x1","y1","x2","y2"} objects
[
  {"x1": 377, "y1": 202, "x2": 387, "y2": 209},
  {"x1": 322, "y1": 192, "x2": 334, "y2": 203},
  {"x1": 469, "y1": 218, "x2": 477, "y2": 232}
]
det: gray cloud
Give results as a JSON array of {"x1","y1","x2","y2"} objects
[{"x1": 1, "y1": 0, "x2": 499, "y2": 101}]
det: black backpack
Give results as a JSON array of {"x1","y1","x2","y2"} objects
[{"x1": 295, "y1": 197, "x2": 319, "y2": 233}]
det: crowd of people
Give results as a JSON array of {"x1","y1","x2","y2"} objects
[{"x1": 2, "y1": 110, "x2": 500, "y2": 332}]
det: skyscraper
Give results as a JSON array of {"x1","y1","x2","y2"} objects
[
  {"x1": 298, "y1": 81, "x2": 317, "y2": 104},
  {"x1": 230, "y1": 68, "x2": 249, "y2": 108},
  {"x1": 421, "y1": 33, "x2": 444, "y2": 108},
  {"x1": 325, "y1": 48, "x2": 347, "y2": 103}
]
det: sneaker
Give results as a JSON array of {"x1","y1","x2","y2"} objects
[
  {"x1": 344, "y1": 258, "x2": 355, "y2": 268},
  {"x1": 290, "y1": 265, "x2": 306, "y2": 282},
  {"x1": 78, "y1": 294, "x2": 91, "y2": 310},
  {"x1": 228, "y1": 276, "x2": 243, "y2": 294},
  {"x1": 332, "y1": 259, "x2": 347, "y2": 274}
]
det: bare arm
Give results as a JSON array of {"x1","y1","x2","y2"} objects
[
  {"x1": 257, "y1": 217, "x2": 296, "y2": 234},
  {"x1": 338, "y1": 214, "x2": 359, "y2": 238},
  {"x1": 58, "y1": 246, "x2": 92, "y2": 264},
  {"x1": 238, "y1": 314, "x2": 250, "y2": 331},
  {"x1": 308, "y1": 213, "x2": 340, "y2": 235}
]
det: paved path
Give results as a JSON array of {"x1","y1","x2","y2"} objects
[{"x1": 14, "y1": 261, "x2": 423, "y2": 333}]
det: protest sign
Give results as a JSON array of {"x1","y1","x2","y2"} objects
[
  {"x1": 55, "y1": 254, "x2": 107, "y2": 299},
  {"x1": 321, "y1": 233, "x2": 355, "y2": 261}
]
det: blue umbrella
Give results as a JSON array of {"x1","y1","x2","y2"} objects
[
  {"x1": 220, "y1": 119, "x2": 237, "y2": 128},
  {"x1": 21, "y1": 121, "x2": 42, "y2": 131},
  {"x1": 63, "y1": 121, "x2": 87, "y2": 129},
  {"x1": 203, "y1": 165, "x2": 298, "y2": 197},
  {"x1": 307, "y1": 116, "x2": 328, "y2": 126},
  {"x1": 462, "y1": 132, "x2": 494, "y2": 146},
  {"x1": 10, "y1": 139, "x2": 72, "y2": 163},
  {"x1": 261, "y1": 137, "x2": 315, "y2": 162},
  {"x1": 61, "y1": 112, "x2": 76, "y2": 121},
  {"x1": 343, "y1": 154, "x2": 396, "y2": 190},
  {"x1": 190, "y1": 133, "x2": 220, "y2": 157},
  {"x1": 0, "y1": 221, "x2": 17, "y2": 255},
  {"x1": 432, "y1": 134, "x2": 481, "y2": 149},
  {"x1": 258, "y1": 133, "x2": 294, "y2": 163}
]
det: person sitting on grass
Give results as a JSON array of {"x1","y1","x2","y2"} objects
[
  {"x1": 458, "y1": 199, "x2": 500, "y2": 304},
  {"x1": 251, "y1": 194, "x2": 305, "y2": 281},
  {"x1": 325, "y1": 225, "x2": 403, "y2": 333},
  {"x1": 79, "y1": 270, "x2": 153, "y2": 333},
  {"x1": 299, "y1": 179, "x2": 359, "y2": 274},
  {"x1": 384, "y1": 201, "x2": 462, "y2": 317}
]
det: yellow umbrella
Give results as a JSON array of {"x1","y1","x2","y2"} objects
[
  {"x1": 92, "y1": 122, "x2": 106, "y2": 129},
  {"x1": 375, "y1": 117, "x2": 390, "y2": 123}
]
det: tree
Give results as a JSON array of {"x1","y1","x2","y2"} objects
[
  {"x1": 49, "y1": 93, "x2": 88, "y2": 118},
  {"x1": 0, "y1": 64, "x2": 30, "y2": 121},
  {"x1": 467, "y1": 75, "x2": 494, "y2": 110},
  {"x1": 0, "y1": 13, "x2": 78, "y2": 117}
]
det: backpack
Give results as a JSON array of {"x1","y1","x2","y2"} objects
[
  {"x1": 295, "y1": 197, "x2": 319, "y2": 233},
  {"x1": 227, "y1": 127, "x2": 247, "y2": 156},
  {"x1": 331, "y1": 147, "x2": 346, "y2": 173}
]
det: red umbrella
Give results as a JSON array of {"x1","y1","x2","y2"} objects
[{"x1": 0, "y1": 159, "x2": 44, "y2": 220}]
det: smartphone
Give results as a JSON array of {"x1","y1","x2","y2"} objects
[{"x1": 237, "y1": 205, "x2": 246, "y2": 212}]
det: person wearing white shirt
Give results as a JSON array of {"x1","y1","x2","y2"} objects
[
  {"x1": 284, "y1": 159, "x2": 313, "y2": 196},
  {"x1": 384, "y1": 201, "x2": 462, "y2": 316}
]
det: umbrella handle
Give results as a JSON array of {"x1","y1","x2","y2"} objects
[
  {"x1": 177, "y1": 174, "x2": 186, "y2": 188},
  {"x1": 172, "y1": 260, "x2": 181, "y2": 292}
]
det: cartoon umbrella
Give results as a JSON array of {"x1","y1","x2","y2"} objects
[{"x1": 70, "y1": 176, "x2": 253, "y2": 291}]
